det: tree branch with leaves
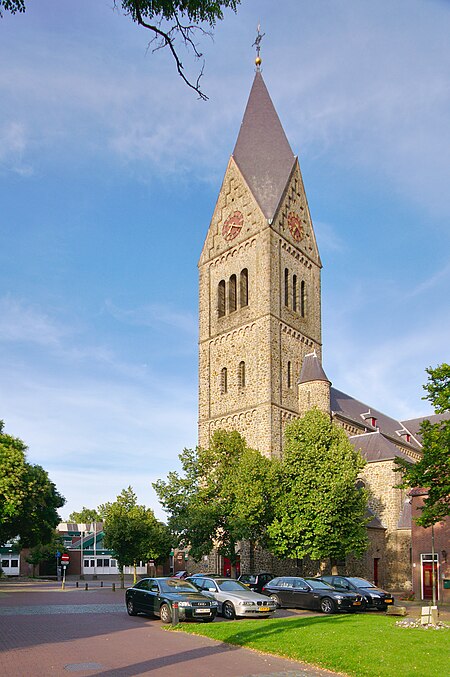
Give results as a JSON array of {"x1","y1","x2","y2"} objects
[
  {"x1": 1, "y1": 0, "x2": 241, "y2": 100},
  {"x1": 396, "y1": 364, "x2": 450, "y2": 527}
]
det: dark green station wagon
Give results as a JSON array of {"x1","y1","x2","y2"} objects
[{"x1": 126, "y1": 577, "x2": 218, "y2": 623}]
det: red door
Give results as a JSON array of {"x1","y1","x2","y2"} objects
[
  {"x1": 223, "y1": 557, "x2": 240, "y2": 577},
  {"x1": 422, "y1": 563, "x2": 438, "y2": 599}
]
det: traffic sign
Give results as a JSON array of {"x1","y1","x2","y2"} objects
[{"x1": 61, "y1": 554, "x2": 70, "y2": 564}]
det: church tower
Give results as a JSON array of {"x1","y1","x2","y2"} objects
[{"x1": 198, "y1": 66, "x2": 323, "y2": 457}]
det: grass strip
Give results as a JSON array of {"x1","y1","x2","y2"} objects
[{"x1": 174, "y1": 613, "x2": 449, "y2": 676}]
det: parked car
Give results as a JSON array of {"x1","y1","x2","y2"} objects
[
  {"x1": 188, "y1": 575, "x2": 277, "y2": 619},
  {"x1": 172, "y1": 570, "x2": 188, "y2": 579},
  {"x1": 238, "y1": 572, "x2": 274, "y2": 594},
  {"x1": 319, "y1": 576, "x2": 394, "y2": 611},
  {"x1": 262, "y1": 576, "x2": 363, "y2": 614},
  {"x1": 125, "y1": 577, "x2": 218, "y2": 623}
]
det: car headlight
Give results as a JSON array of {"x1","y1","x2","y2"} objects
[
  {"x1": 177, "y1": 601, "x2": 191, "y2": 607},
  {"x1": 334, "y1": 595, "x2": 344, "y2": 600},
  {"x1": 242, "y1": 601, "x2": 255, "y2": 606},
  {"x1": 371, "y1": 594, "x2": 381, "y2": 599},
  {"x1": 210, "y1": 601, "x2": 219, "y2": 607}
]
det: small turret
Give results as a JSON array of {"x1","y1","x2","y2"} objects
[{"x1": 297, "y1": 351, "x2": 331, "y2": 417}]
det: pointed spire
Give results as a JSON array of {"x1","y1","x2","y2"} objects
[
  {"x1": 233, "y1": 72, "x2": 296, "y2": 220},
  {"x1": 298, "y1": 351, "x2": 330, "y2": 385}
]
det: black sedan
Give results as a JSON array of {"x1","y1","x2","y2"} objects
[
  {"x1": 320, "y1": 576, "x2": 394, "y2": 611},
  {"x1": 262, "y1": 576, "x2": 363, "y2": 614},
  {"x1": 125, "y1": 577, "x2": 218, "y2": 623}
]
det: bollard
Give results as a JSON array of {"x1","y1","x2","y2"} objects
[
  {"x1": 101, "y1": 581, "x2": 103, "y2": 588},
  {"x1": 76, "y1": 581, "x2": 79, "y2": 588},
  {"x1": 112, "y1": 583, "x2": 116, "y2": 592},
  {"x1": 85, "y1": 583, "x2": 88, "y2": 591},
  {"x1": 172, "y1": 602, "x2": 179, "y2": 626}
]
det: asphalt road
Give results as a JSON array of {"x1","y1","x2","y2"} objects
[{"x1": 0, "y1": 581, "x2": 335, "y2": 677}]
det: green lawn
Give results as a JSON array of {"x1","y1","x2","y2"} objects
[{"x1": 174, "y1": 614, "x2": 449, "y2": 676}]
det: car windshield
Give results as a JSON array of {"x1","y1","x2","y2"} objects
[
  {"x1": 217, "y1": 580, "x2": 249, "y2": 592},
  {"x1": 345, "y1": 577, "x2": 376, "y2": 588},
  {"x1": 239, "y1": 574, "x2": 257, "y2": 584},
  {"x1": 305, "y1": 579, "x2": 334, "y2": 590},
  {"x1": 159, "y1": 579, "x2": 198, "y2": 593}
]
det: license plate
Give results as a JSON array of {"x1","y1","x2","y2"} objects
[
  {"x1": 259, "y1": 606, "x2": 270, "y2": 612},
  {"x1": 353, "y1": 601, "x2": 361, "y2": 606},
  {"x1": 195, "y1": 608, "x2": 211, "y2": 614}
]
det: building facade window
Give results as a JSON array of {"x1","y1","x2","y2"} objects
[
  {"x1": 240, "y1": 268, "x2": 248, "y2": 307},
  {"x1": 300, "y1": 280, "x2": 306, "y2": 317},
  {"x1": 292, "y1": 275, "x2": 298, "y2": 311},
  {"x1": 221, "y1": 367, "x2": 228, "y2": 394},
  {"x1": 238, "y1": 361, "x2": 245, "y2": 388},
  {"x1": 229, "y1": 274, "x2": 237, "y2": 313},
  {"x1": 284, "y1": 268, "x2": 289, "y2": 307},
  {"x1": 287, "y1": 361, "x2": 292, "y2": 388},
  {"x1": 218, "y1": 280, "x2": 226, "y2": 317}
]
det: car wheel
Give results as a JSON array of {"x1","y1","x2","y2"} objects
[
  {"x1": 320, "y1": 597, "x2": 336, "y2": 614},
  {"x1": 126, "y1": 599, "x2": 137, "y2": 616},
  {"x1": 270, "y1": 594, "x2": 281, "y2": 608},
  {"x1": 222, "y1": 601, "x2": 236, "y2": 620},
  {"x1": 160, "y1": 603, "x2": 172, "y2": 624}
]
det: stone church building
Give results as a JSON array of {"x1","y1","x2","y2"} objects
[{"x1": 197, "y1": 67, "x2": 444, "y2": 592}]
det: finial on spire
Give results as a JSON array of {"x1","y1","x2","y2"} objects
[{"x1": 253, "y1": 23, "x2": 265, "y2": 70}]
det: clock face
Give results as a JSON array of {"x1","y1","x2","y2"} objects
[
  {"x1": 222, "y1": 210, "x2": 244, "y2": 241},
  {"x1": 287, "y1": 212, "x2": 305, "y2": 242}
]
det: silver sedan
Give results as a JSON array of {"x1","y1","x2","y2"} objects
[{"x1": 188, "y1": 576, "x2": 277, "y2": 619}]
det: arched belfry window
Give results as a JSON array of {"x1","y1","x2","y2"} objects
[
  {"x1": 287, "y1": 361, "x2": 292, "y2": 388},
  {"x1": 300, "y1": 280, "x2": 306, "y2": 317},
  {"x1": 221, "y1": 367, "x2": 228, "y2": 394},
  {"x1": 292, "y1": 275, "x2": 298, "y2": 312},
  {"x1": 218, "y1": 280, "x2": 226, "y2": 318},
  {"x1": 229, "y1": 274, "x2": 237, "y2": 313},
  {"x1": 284, "y1": 268, "x2": 289, "y2": 307},
  {"x1": 240, "y1": 269, "x2": 248, "y2": 308},
  {"x1": 238, "y1": 361, "x2": 245, "y2": 388}
]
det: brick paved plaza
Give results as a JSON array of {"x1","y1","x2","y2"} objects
[{"x1": 0, "y1": 580, "x2": 332, "y2": 677}]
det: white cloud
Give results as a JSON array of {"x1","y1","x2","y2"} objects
[
  {"x1": 105, "y1": 299, "x2": 197, "y2": 335},
  {"x1": 0, "y1": 122, "x2": 33, "y2": 176}
]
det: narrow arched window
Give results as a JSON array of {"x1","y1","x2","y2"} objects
[
  {"x1": 292, "y1": 275, "x2": 298, "y2": 312},
  {"x1": 229, "y1": 274, "x2": 237, "y2": 313},
  {"x1": 287, "y1": 361, "x2": 292, "y2": 388},
  {"x1": 238, "y1": 361, "x2": 245, "y2": 388},
  {"x1": 284, "y1": 268, "x2": 289, "y2": 307},
  {"x1": 218, "y1": 280, "x2": 226, "y2": 317},
  {"x1": 301, "y1": 280, "x2": 306, "y2": 317},
  {"x1": 240, "y1": 268, "x2": 248, "y2": 307},
  {"x1": 221, "y1": 367, "x2": 228, "y2": 394}
]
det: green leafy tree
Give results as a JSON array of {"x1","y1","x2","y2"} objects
[
  {"x1": 102, "y1": 487, "x2": 171, "y2": 586},
  {"x1": 26, "y1": 533, "x2": 65, "y2": 577},
  {"x1": 0, "y1": 1, "x2": 241, "y2": 99},
  {"x1": 267, "y1": 409, "x2": 368, "y2": 570},
  {"x1": 0, "y1": 421, "x2": 65, "y2": 547},
  {"x1": 68, "y1": 507, "x2": 103, "y2": 523},
  {"x1": 396, "y1": 363, "x2": 450, "y2": 526},
  {"x1": 154, "y1": 430, "x2": 279, "y2": 575}
]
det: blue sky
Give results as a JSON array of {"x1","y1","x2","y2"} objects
[{"x1": 1, "y1": 0, "x2": 449, "y2": 521}]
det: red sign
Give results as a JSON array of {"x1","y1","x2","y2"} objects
[{"x1": 61, "y1": 554, "x2": 69, "y2": 563}]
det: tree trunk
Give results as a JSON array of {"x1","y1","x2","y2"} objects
[
  {"x1": 249, "y1": 540, "x2": 255, "y2": 573},
  {"x1": 120, "y1": 566, "x2": 125, "y2": 589}
]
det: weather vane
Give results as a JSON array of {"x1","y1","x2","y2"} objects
[{"x1": 253, "y1": 23, "x2": 265, "y2": 70}]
